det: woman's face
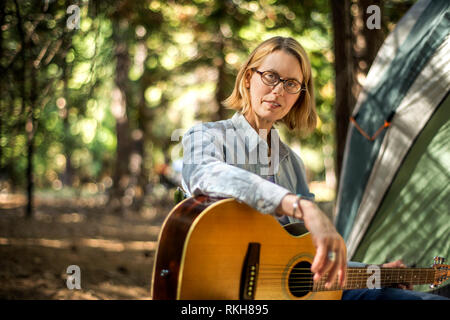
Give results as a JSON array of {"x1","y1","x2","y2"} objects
[{"x1": 246, "y1": 50, "x2": 303, "y2": 126}]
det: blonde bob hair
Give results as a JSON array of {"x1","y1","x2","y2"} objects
[{"x1": 223, "y1": 36, "x2": 317, "y2": 134}]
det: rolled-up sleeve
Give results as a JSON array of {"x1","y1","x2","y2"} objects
[{"x1": 181, "y1": 126, "x2": 291, "y2": 214}]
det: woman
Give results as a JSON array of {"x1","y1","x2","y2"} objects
[{"x1": 180, "y1": 36, "x2": 446, "y2": 300}]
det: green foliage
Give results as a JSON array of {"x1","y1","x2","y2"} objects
[{"x1": 0, "y1": 0, "x2": 412, "y2": 197}]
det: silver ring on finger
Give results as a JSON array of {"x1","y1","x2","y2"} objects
[{"x1": 327, "y1": 251, "x2": 336, "y2": 262}]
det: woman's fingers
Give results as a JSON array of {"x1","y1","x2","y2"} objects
[
  {"x1": 327, "y1": 246, "x2": 347, "y2": 288},
  {"x1": 381, "y1": 259, "x2": 405, "y2": 268},
  {"x1": 311, "y1": 237, "x2": 347, "y2": 288},
  {"x1": 325, "y1": 243, "x2": 347, "y2": 288},
  {"x1": 300, "y1": 200, "x2": 347, "y2": 288},
  {"x1": 311, "y1": 240, "x2": 328, "y2": 281},
  {"x1": 339, "y1": 246, "x2": 348, "y2": 287},
  {"x1": 324, "y1": 247, "x2": 340, "y2": 289}
]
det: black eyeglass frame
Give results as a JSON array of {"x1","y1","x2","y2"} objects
[{"x1": 251, "y1": 68, "x2": 306, "y2": 94}]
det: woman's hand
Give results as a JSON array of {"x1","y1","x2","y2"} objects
[{"x1": 276, "y1": 194, "x2": 347, "y2": 289}]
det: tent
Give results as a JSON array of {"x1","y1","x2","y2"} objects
[{"x1": 335, "y1": 0, "x2": 449, "y2": 293}]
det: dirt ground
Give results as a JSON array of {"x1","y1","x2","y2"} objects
[{"x1": 0, "y1": 192, "x2": 173, "y2": 300}]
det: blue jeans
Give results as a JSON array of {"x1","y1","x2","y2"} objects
[{"x1": 342, "y1": 288, "x2": 449, "y2": 300}]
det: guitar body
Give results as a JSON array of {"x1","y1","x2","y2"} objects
[{"x1": 152, "y1": 196, "x2": 342, "y2": 300}]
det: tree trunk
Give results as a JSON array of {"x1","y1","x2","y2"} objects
[
  {"x1": 214, "y1": 33, "x2": 229, "y2": 121},
  {"x1": 27, "y1": 20, "x2": 39, "y2": 220},
  {"x1": 61, "y1": 41, "x2": 74, "y2": 187},
  {"x1": 0, "y1": 0, "x2": 5, "y2": 175},
  {"x1": 358, "y1": 0, "x2": 385, "y2": 78},
  {"x1": 109, "y1": 20, "x2": 132, "y2": 214},
  {"x1": 331, "y1": 0, "x2": 355, "y2": 189},
  {"x1": 133, "y1": 71, "x2": 152, "y2": 210},
  {"x1": 13, "y1": 0, "x2": 33, "y2": 218},
  {"x1": 60, "y1": 0, "x2": 74, "y2": 187},
  {"x1": 331, "y1": 0, "x2": 385, "y2": 189}
]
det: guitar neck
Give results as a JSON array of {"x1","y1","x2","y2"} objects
[{"x1": 314, "y1": 267, "x2": 436, "y2": 292}]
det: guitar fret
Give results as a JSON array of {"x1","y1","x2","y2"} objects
[
  {"x1": 313, "y1": 268, "x2": 437, "y2": 291},
  {"x1": 288, "y1": 265, "x2": 440, "y2": 295}
]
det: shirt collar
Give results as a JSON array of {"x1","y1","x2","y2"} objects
[{"x1": 231, "y1": 112, "x2": 289, "y2": 162}]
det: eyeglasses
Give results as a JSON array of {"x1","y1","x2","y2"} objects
[{"x1": 252, "y1": 68, "x2": 305, "y2": 94}]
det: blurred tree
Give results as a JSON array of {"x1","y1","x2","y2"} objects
[
  {"x1": 1, "y1": 0, "x2": 76, "y2": 217},
  {"x1": 109, "y1": 3, "x2": 133, "y2": 213},
  {"x1": 0, "y1": 0, "x2": 5, "y2": 182},
  {"x1": 106, "y1": 0, "x2": 165, "y2": 213},
  {"x1": 1, "y1": 0, "x2": 116, "y2": 215}
]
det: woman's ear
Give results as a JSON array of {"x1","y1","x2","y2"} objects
[{"x1": 244, "y1": 70, "x2": 251, "y2": 88}]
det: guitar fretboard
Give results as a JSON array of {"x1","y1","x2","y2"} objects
[{"x1": 313, "y1": 267, "x2": 435, "y2": 292}]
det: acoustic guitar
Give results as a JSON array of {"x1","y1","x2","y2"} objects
[{"x1": 151, "y1": 196, "x2": 449, "y2": 300}]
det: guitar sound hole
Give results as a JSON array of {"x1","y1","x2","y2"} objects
[{"x1": 288, "y1": 261, "x2": 313, "y2": 298}]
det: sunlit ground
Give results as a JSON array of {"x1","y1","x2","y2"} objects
[
  {"x1": 0, "y1": 181, "x2": 334, "y2": 299},
  {"x1": 0, "y1": 188, "x2": 173, "y2": 300}
]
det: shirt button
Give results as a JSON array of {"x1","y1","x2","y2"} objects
[{"x1": 257, "y1": 199, "x2": 265, "y2": 207}]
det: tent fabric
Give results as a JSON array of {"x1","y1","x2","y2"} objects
[
  {"x1": 352, "y1": 97, "x2": 450, "y2": 292},
  {"x1": 345, "y1": 36, "x2": 450, "y2": 258},
  {"x1": 335, "y1": 0, "x2": 450, "y2": 242}
]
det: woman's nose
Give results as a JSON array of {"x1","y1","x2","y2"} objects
[{"x1": 271, "y1": 82, "x2": 285, "y2": 95}]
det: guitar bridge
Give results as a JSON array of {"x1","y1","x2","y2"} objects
[{"x1": 240, "y1": 242, "x2": 260, "y2": 300}]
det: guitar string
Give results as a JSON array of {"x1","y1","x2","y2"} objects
[
  {"x1": 258, "y1": 269, "x2": 434, "y2": 277},
  {"x1": 257, "y1": 279, "x2": 430, "y2": 291},
  {"x1": 257, "y1": 268, "x2": 435, "y2": 279},
  {"x1": 258, "y1": 280, "x2": 429, "y2": 286},
  {"x1": 257, "y1": 275, "x2": 433, "y2": 283},
  {"x1": 258, "y1": 271, "x2": 434, "y2": 278},
  {"x1": 260, "y1": 271, "x2": 434, "y2": 278},
  {"x1": 253, "y1": 263, "x2": 444, "y2": 271},
  {"x1": 257, "y1": 278, "x2": 432, "y2": 284},
  {"x1": 256, "y1": 270, "x2": 434, "y2": 287},
  {"x1": 201, "y1": 270, "x2": 435, "y2": 280},
  {"x1": 257, "y1": 278, "x2": 432, "y2": 282},
  {"x1": 257, "y1": 267, "x2": 437, "y2": 273},
  {"x1": 259, "y1": 266, "x2": 436, "y2": 270},
  {"x1": 258, "y1": 273, "x2": 433, "y2": 278},
  {"x1": 259, "y1": 267, "x2": 445, "y2": 276},
  {"x1": 255, "y1": 276, "x2": 434, "y2": 290},
  {"x1": 258, "y1": 274, "x2": 434, "y2": 279},
  {"x1": 256, "y1": 282, "x2": 431, "y2": 288},
  {"x1": 258, "y1": 268, "x2": 434, "y2": 272},
  {"x1": 258, "y1": 275, "x2": 434, "y2": 282},
  {"x1": 247, "y1": 267, "x2": 435, "y2": 275},
  {"x1": 207, "y1": 270, "x2": 435, "y2": 290},
  {"x1": 249, "y1": 266, "x2": 437, "y2": 290}
]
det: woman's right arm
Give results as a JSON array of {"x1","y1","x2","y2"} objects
[{"x1": 182, "y1": 126, "x2": 291, "y2": 215}]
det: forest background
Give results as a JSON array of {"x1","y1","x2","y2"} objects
[{"x1": 0, "y1": 0, "x2": 415, "y2": 299}]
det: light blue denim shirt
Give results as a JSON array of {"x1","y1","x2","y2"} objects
[{"x1": 181, "y1": 111, "x2": 314, "y2": 225}]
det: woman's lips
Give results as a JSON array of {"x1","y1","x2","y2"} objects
[{"x1": 264, "y1": 100, "x2": 281, "y2": 109}]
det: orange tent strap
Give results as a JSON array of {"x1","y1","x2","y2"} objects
[{"x1": 350, "y1": 117, "x2": 392, "y2": 141}]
